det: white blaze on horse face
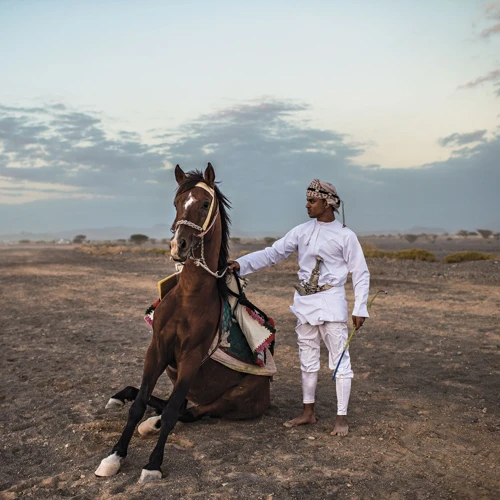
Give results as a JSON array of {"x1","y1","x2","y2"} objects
[
  {"x1": 184, "y1": 192, "x2": 197, "y2": 211},
  {"x1": 170, "y1": 226, "x2": 180, "y2": 259}
]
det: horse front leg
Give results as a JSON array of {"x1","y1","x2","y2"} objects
[
  {"x1": 139, "y1": 353, "x2": 202, "y2": 484},
  {"x1": 95, "y1": 345, "x2": 167, "y2": 477}
]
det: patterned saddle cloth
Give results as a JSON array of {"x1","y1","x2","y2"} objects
[{"x1": 144, "y1": 273, "x2": 277, "y2": 376}]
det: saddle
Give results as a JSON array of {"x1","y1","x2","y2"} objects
[{"x1": 144, "y1": 271, "x2": 277, "y2": 376}]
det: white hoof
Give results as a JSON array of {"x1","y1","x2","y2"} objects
[
  {"x1": 105, "y1": 398, "x2": 124, "y2": 409},
  {"x1": 138, "y1": 468, "x2": 162, "y2": 484},
  {"x1": 138, "y1": 416, "x2": 161, "y2": 436},
  {"x1": 95, "y1": 452, "x2": 122, "y2": 477}
]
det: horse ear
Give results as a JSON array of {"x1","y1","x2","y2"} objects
[
  {"x1": 175, "y1": 164, "x2": 186, "y2": 185},
  {"x1": 204, "y1": 162, "x2": 215, "y2": 187}
]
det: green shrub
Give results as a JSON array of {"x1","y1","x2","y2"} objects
[
  {"x1": 392, "y1": 249, "x2": 436, "y2": 262},
  {"x1": 364, "y1": 248, "x2": 390, "y2": 258},
  {"x1": 443, "y1": 251, "x2": 496, "y2": 263},
  {"x1": 362, "y1": 244, "x2": 435, "y2": 261},
  {"x1": 146, "y1": 248, "x2": 170, "y2": 255}
]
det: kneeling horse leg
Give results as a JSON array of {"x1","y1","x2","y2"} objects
[
  {"x1": 139, "y1": 354, "x2": 202, "y2": 483},
  {"x1": 95, "y1": 346, "x2": 167, "y2": 477}
]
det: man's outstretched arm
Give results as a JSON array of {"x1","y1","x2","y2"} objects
[{"x1": 229, "y1": 228, "x2": 299, "y2": 277}]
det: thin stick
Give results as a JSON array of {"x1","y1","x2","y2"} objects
[{"x1": 332, "y1": 290, "x2": 387, "y2": 380}]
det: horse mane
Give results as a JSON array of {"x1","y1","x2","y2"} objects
[{"x1": 175, "y1": 170, "x2": 231, "y2": 300}]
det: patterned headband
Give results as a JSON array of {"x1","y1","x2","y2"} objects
[{"x1": 306, "y1": 179, "x2": 341, "y2": 212}]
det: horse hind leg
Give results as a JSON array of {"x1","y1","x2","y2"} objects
[
  {"x1": 180, "y1": 375, "x2": 271, "y2": 422},
  {"x1": 106, "y1": 385, "x2": 168, "y2": 414}
]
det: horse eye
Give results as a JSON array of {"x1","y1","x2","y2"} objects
[{"x1": 203, "y1": 201, "x2": 210, "y2": 209}]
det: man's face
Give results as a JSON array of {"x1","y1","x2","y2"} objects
[{"x1": 306, "y1": 197, "x2": 329, "y2": 218}]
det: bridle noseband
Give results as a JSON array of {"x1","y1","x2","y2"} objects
[{"x1": 174, "y1": 182, "x2": 227, "y2": 279}]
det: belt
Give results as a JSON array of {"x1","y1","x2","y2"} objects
[{"x1": 294, "y1": 283, "x2": 333, "y2": 296}]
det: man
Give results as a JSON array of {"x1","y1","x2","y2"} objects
[{"x1": 228, "y1": 179, "x2": 370, "y2": 436}]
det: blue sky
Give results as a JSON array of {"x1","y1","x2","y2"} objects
[{"x1": 1, "y1": 0, "x2": 499, "y2": 235}]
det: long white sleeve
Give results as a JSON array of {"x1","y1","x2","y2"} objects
[
  {"x1": 343, "y1": 232, "x2": 370, "y2": 317},
  {"x1": 236, "y1": 228, "x2": 299, "y2": 276}
]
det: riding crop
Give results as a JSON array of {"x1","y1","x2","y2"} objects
[{"x1": 332, "y1": 289, "x2": 388, "y2": 381}]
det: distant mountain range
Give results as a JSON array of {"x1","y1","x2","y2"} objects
[
  {"x1": 0, "y1": 224, "x2": 468, "y2": 242},
  {"x1": 0, "y1": 224, "x2": 173, "y2": 243}
]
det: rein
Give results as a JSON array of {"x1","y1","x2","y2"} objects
[{"x1": 175, "y1": 182, "x2": 228, "y2": 279}]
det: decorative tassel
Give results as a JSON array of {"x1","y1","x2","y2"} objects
[{"x1": 341, "y1": 200, "x2": 346, "y2": 227}]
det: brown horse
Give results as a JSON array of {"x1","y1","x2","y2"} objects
[{"x1": 95, "y1": 163, "x2": 271, "y2": 483}]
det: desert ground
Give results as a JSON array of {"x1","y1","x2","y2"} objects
[{"x1": 1, "y1": 236, "x2": 499, "y2": 499}]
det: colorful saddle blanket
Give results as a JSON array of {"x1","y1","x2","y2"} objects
[{"x1": 144, "y1": 272, "x2": 277, "y2": 376}]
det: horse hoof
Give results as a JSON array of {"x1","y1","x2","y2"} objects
[
  {"x1": 138, "y1": 469, "x2": 162, "y2": 484},
  {"x1": 105, "y1": 398, "x2": 124, "y2": 409},
  {"x1": 95, "y1": 453, "x2": 122, "y2": 477},
  {"x1": 138, "y1": 416, "x2": 161, "y2": 436}
]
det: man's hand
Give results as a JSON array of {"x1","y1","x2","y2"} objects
[
  {"x1": 352, "y1": 316, "x2": 366, "y2": 330},
  {"x1": 227, "y1": 260, "x2": 240, "y2": 273}
]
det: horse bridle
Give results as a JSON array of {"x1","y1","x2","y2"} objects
[{"x1": 174, "y1": 182, "x2": 227, "y2": 279}]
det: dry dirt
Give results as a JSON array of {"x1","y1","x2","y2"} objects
[{"x1": 1, "y1": 240, "x2": 499, "y2": 499}]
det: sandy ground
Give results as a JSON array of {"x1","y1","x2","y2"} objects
[{"x1": 1, "y1": 239, "x2": 499, "y2": 499}]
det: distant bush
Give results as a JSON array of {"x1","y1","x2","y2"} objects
[
  {"x1": 130, "y1": 234, "x2": 149, "y2": 245},
  {"x1": 392, "y1": 249, "x2": 437, "y2": 262},
  {"x1": 476, "y1": 229, "x2": 493, "y2": 239},
  {"x1": 137, "y1": 248, "x2": 170, "y2": 256},
  {"x1": 19, "y1": 239, "x2": 31, "y2": 244},
  {"x1": 362, "y1": 244, "x2": 436, "y2": 261},
  {"x1": 264, "y1": 237, "x2": 277, "y2": 245},
  {"x1": 78, "y1": 245, "x2": 129, "y2": 255},
  {"x1": 73, "y1": 234, "x2": 86, "y2": 244},
  {"x1": 362, "y1": 243, "x2": 389, "y2": 258},
  {"x1": 404, "y1": 234, "x2": 418, "y2": 244},
  {"x1": 443, "y1": 251, "x2": 496, "y2": 263},
  {"x1": 230, "y1": 237, "x2": 241, "y2": 244},
  {"x1": 77, "y1": 245, "x2": 169, "y2": 256},
  {"x1": 364, "y1": 248, "x2": 389, "y2": 258}
]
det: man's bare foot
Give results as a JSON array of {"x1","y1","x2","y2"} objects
[
  {"x1": 330, "y1": 415, "x2": 349, "y2": 436},
  {"x1": 283, "y1": 403, "x2": 317, "y2": 428}
]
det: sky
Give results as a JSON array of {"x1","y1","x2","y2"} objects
[{"x1": 1, "y1": 0, "x2": 499, "y2": 236}]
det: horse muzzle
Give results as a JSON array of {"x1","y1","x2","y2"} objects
[{"x1": 170, "y1": 232, "x2": 194, "y2": 262}]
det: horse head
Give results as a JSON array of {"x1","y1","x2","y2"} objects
[{"x1": 170, "y1": 163, "x2": 218, "y2": 263}]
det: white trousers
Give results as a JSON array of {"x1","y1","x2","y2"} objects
[{"x1": 296, "y1": 321, "x2": 353, "y2": 415}]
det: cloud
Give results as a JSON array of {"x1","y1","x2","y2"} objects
[
  {"x1": 0, "y1": 99, "x2": 498, "y2": 235},
  {"x1": 0, "y1": 105, "x2": 170, "y2": 200},
  {"x1": 458, "y1": 68, "x2": 500, "y2": 90},
  {"x1": 480, "y1": 3, "x2": 500, "y2": 37},
  {"x1": 481, "y1": 22, "x2": 500, "y2": 38},
  {"x1": 458, "y1": 68, "x2": 500, "y2": 99},
  {"x1": 485, "y1": 3, "x2": 500, "y2": 20},
  {"x1": 438, "y1": 130, "x2": 487, "y2": 147}
]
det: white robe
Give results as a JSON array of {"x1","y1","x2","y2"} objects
[{"x1": 236, "y1": 219, "x2": 370, "y2": 325}]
